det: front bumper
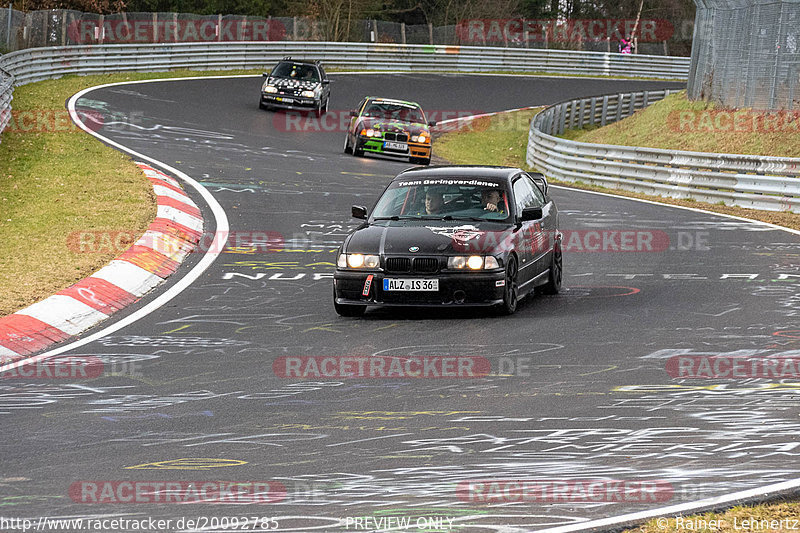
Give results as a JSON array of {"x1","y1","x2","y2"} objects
[
  {"x1": 360, "y1": 137, "x2": 432, "y2": 159},
  {"x1": 261, "y1": 93, "x2": 319, "y2": 111},
  {"x1": 334, "y1": 270, "x2": 505, "y2": 307}
]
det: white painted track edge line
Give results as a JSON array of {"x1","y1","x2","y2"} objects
[
  {"x1": 0, "y1": 78, "x2": 230, "y2": 372},
  {"x1": 549, "y1": 184, "x2": 800, "y2": 236}
]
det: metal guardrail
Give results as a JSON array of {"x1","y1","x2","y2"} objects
[
  {"x1": 527, "y1": 90, "x2": 800, "y2": 212},
  {"x1": 0, "y1": 41, "x2": 691, "y2": 86},
  {"x1": 0, "y1": 67, "x2": 14, "y2": 141}
]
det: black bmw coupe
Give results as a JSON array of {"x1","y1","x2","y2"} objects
[{"x1": 333, "y1": 166, "x2": 562, "y2": 316}]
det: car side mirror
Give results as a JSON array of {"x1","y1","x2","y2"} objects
[
  {"x1": 428, "y1": 120, "x2": 437, "y2": 127},
  {"x1": 261, "y1": 73, "x2": 268, "y2": 78},
  {"x1": 349, "y1": 110, "x2": 358, "y2": 117},
  {"x1": 352, "y1": 205, "x2": 368, "y2": 219},
  {"x1": 322, "y1": 79, "x2": 330, "y2": 85},
  {"x1": 521, "y1": 206, "x2": 543, "y2": 221}
]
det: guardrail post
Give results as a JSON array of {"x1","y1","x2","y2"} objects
[
  {"x1": 601, "y1": 96, "x2": 609, "y2": 126},
  {"x1": 98, "y1": 14, "x2": 104, "y2": 44},
  {"x1": 6, "y1": 4, "x2": 11, "y2": 49},
  {"x1": 643, "y1": 91, "x2": 650, "y2": 108},
  {"x1": 522, "y1": 18, "x2": 528, "y2": 48},
  {"x1": 616, "y1": 93, "x2": 624, "y2": 122},
  {"x1": 569, "y1": 100, "x2": 577, "y2": 129},
  {"x1": 401, "y1": 22, "x2": 405, "y2": 45},
  {"x1": 428, "y1": 23, "x2": 433, "y2": 45},
  {"x1": 557, "y1": 104, "x2": 567, "y2": 135},
  {"x1": 578, "y1": 98, "x2": 586, "y2": 128},
  {"x1": 590, "y1": 97, "x2": 597, "y2": 125},
  {"x1": 154, "y1": 13, "x2": 159, "y2": 43},
  {"x1": 60, "y1": 10, "x2": 66, "y2": 46}
]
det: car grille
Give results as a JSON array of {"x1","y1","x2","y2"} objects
[
  {"x1": 384, "y1": 132, "x2": 409, "y2": 142},
  {"x1": 385, "y1": 257, "x2": 412, "y2": 273},
  {"x1": 413, "y1": 258, "x2": 439, "y2": 273},
  {"x1": 385, "y1": 257, "x2": 439, "y2": 274}
]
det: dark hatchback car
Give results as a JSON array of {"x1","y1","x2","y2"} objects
[
  {"x1": 333, "y1": 166, "x2": 562, "y2": 316},
  {"x1": 259, "y1": 58, "x2": 331, "y2": 116}
]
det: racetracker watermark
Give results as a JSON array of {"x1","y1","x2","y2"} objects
[
  {"x1": 668, "y1": 110, "x2": 800, "y2": 133},
  {"x1": 0, "y1": 108, "x2": 144, "y2": 134},
  {"x1": 272, "y1": 110, "x2": 484, "y2": 133},
  {"x1": 455, "y1": 19, "x2": 674, "y2": 44},
  {"x1": 273, "y1": 356, "x2": 491, "y2": 379},
  {"x1": 69, "y1": 481, "x2": 286, "y2": 504},
  {"x1": 457, "y1": 479, "x2": 673, "y2": 503},
  {"x1": 68, "y1": 19, "x2": 286, "y2": 44},
  {"x1": 666, "y1": 356, "x2": 800, "y2": 379},
  {"x1": 67, "y1": 230, "x2": 284, "y2": 254},
  {"x1": 454, "y1": 229, "x2": 707, "y2": 254},
  {"x1": 0, "y1": 109, "x2": 107, "y2": 133},
  {"x1": 0, "y1": 356, "x2": 140, "y2": 380}
]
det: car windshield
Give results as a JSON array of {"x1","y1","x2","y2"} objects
[
  {"x1": 271, "y1": 63, "x2": 319, "y2": 81},
  {"x1": 363, "y1": 102, "x2": 425, "y2": 124},
  {"x1": 372, "y1": 179, "x2": 511, "y2": 221}
]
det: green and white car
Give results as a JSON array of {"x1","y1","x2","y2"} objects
[{"x1": 344, "y1": 97, "x2": 436, "y2": 165}]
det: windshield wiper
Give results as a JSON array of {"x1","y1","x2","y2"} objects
[
  {"x1": 372, "y1": 216, "x2": 401, "y2": 221},
  {"x1": 441, "y1": 215, "x2": 491, "y2": 222}
]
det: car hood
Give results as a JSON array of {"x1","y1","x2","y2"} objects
[
  {"x1": 266, "y1": 76, "x2": 319, "y2": 91},
  {"x1": 356, "y1": 117, "x2": 428, "y2": 135},
  {"x1": 345, "y1": 220, "x2": 513, "y2": 255}
]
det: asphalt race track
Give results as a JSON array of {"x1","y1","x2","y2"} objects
[{"x1": 3, "y1": 73, "x2": 800, "y2": 532}]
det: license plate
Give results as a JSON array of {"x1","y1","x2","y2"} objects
[
  {"x1": 384, "y1": 141, "x2": 408, "y2": 151},
  {"x1": 383, "y1": 278, "x2": 439, "y2": 291},
  {"x1": 276, "y1": 97, "x2": 293, "y2": 103}
]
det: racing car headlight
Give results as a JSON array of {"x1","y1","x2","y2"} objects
[
  {"x1": 484, "y1": 256, "x2": 500, "y2": 269},
  {"x1": 412, "y1": 134, "x2": 429, "y2": 143},
  {"x1": 263, "y1": 85, "x2": 278, "y2": 93},
  {"x1": 448, "y1": 256, "x2": 498, "y2": 270},
  {"x1": 467, "y1": 256, "x2": 484, "y2": 270},
  {"x1": 339, "y1": 253, "x2": 380, "y2": 269},
  {"x1": 448, "y1": 256, "x2": 466, "y2": 269},
  {"x1": 300, "y1": 90, "x2": 315, "y2": 98}
]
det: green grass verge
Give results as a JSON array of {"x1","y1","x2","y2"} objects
[
  {"x1": 563, "y1": 90, "x2": 800, "y2": 157},
  {"x1": 0, "y1": 69, "x2": 264, "y2": 317}
]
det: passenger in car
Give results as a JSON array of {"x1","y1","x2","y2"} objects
[
  {"x1": 481, "y1": 188, "x2": 505, "y2": 213},
  {"x1": 424, "y1": 189, "x2": 444, "y2": 214}
]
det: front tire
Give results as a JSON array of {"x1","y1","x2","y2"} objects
[
  {"x1": 353, "y1": 138, "x2": 365, "y2": 157},
  {"x1": 333, "y1": 288, "x2": 366, "y2": 317},
  {"x1": 344, "y1": 134, "x2": 353, "y2": 154},
  {"x1": 540, "y1": 241, "x2": 563, "y2": 295},
  {"x1": 497, "y1": 255, "x2": 519, "y2": 315}
]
